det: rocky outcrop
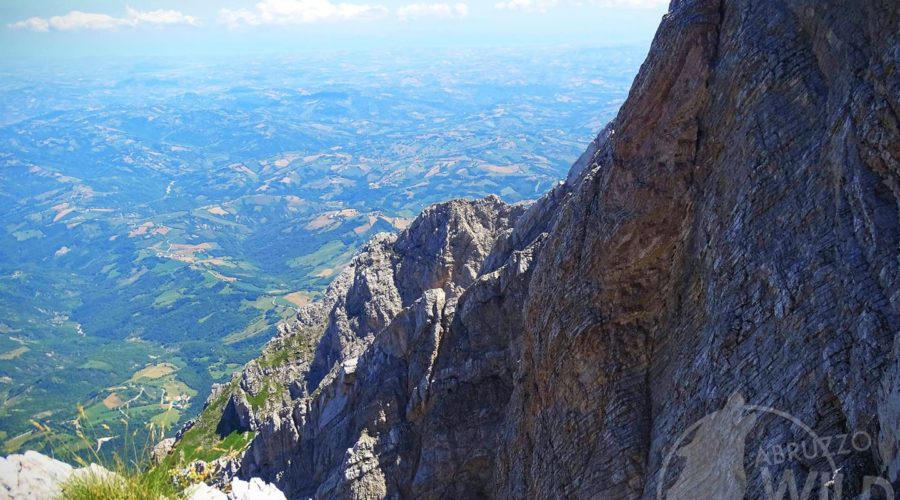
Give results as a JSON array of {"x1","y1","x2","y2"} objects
[
  {"x1": 218, "y1": 392, "x2": 257, "y2": 436},
  {"x1": 0, "y1": 451, "x2": 74, "y2": 499},
  {"x1": 152, "y1": 437, "x2": 177, "y2": 465},
  {"x1": 0, "y1": 451, "x2": 119, "y2": 500},
  {"x1": 226, "y1": 196, "x2": 527, "y2": 497},
  {"x1": 0, "y1": 449, "x2": 286, "y2": 500},
  {"x1": 185, "y1": 477, "x2": 287, "y2": 500},
  {"x1": 196, "y1": 0, "x2": 899, "y2": 498}
]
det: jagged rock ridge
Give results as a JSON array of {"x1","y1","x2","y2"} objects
[{"x1": 186, "y1": 0, "x2": 899, "y2": 498}]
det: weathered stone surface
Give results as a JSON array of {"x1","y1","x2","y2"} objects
[
  {"x1": 0, "y1": 451, "x2": 121, "y2": 500},
  {"x1": 185, "y1": 481, "x2": 229, "y2": 500},
  {"x1": 199, "y1": 0, "x2": 899, "y2": 498},
  {"x1": 185, "y1": 477, "x2": 287, "y2": 500},
  {"x1": 218, "y1": 391, "x2": 257, "y2": 435},
  {"x1": 230, "y1": 195, "x2": 526, "y2": 498},
  {"x1": 0, "y1": 451, "x2": 73, "y2": 500},
  {"x1": 230, "y1": 477, "x2": 288, "y2": 500},
  {"x1": 152, "y1": 437, "x2": 177, "y2": 465}
]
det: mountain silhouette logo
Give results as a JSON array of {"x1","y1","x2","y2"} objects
[{"x1": 656, "y1": 392, "x2": 839, "y2": 500}]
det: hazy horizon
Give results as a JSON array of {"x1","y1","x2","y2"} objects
[{"x1": 1, "y1": 0, "x2": 668, "y2": 60}]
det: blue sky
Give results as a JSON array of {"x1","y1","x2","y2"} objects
[{"x1": 1, "y1": 0, "x2": 668, "y2": 59}]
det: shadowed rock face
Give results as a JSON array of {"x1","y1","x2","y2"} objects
[
  {"x1": 232, "y1": 196, "x2": 528, "y2": 497},
  {"x1": 217, "y1": 0, "x2": 899, "y2": 498}
]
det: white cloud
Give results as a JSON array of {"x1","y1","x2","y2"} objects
[
  {"x1": 8, "y1": 17, "x2": 50, "y2": 32},
  {"x1": 494, "y1": 0, "x2": 559, "y2": 12},
  {"x1": 397, "y1": 3, "x2": 469, "y2": 21},
  {"x1": 47, "y1": 11, "x2": 133, "y2": 30},
  {"x1": 495, "y1": 0, "x2": 666, "y2": 12},
  {"x1": 218, "y1": 0, "x2": 387, "y2": 28},
  {"x1": 8, "y1": 8, "x2": 198, "y2": 32},
  {"x1": 124, "y1": 7, "x2": 199, "y2": 26}
]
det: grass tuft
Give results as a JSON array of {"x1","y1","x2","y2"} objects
[
  {"x1": 32, "y1": 405, "x2": 182, "y2": 499},
  {"x1": 60, "y1": 464, "x2": 176, "y2": 500}
]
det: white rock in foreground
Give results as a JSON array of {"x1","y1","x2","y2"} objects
[
  {"x1": 0, "y1": 450, "x2": 118, "y2": 500},
  {"x1": 184, "y1": 477, "x2": 286, "y2": 500},
  {"x1": 229, "y1": 477, "x2": 287, "y2": 500},
  {"x1": 0, "y1": 450, "x2": 285, "y2": 500},
  {"x1": 0, "y1": 450, "x2": 73, "y2": 499},
  {"x1": 184, "y1": 481, "x2": 228, "y2": 500}
]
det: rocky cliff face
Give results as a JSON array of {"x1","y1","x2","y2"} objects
[
  {"x1": 215, "y1": 196, "x2": 528, "y2": 498},
  {"x1": 182, "y1": 0, "x2": 900, "y2": 498}
]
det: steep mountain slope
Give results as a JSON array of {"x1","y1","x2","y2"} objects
[{"x1": 167, "y1": 0, "x2": 900, "y2": 497}]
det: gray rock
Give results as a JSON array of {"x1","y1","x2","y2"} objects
[
  {"x1": 229, "y1": 477, "x2": 287, "y2": 500},
  {"x1": 0, "y1": 451, "x2": 73, "y2": 500},
  {"x1": 152, "y1": 437, "x2": 176, "y2": 465},
  {"x1": 185, "y1": 481, "x2": 228, "y2": 500},
  {"x1": 184, "y1": 477, "x2": 287, "y2": 500},
  {"x1": 0, "y1": 451, "x2": 120, "y2": 500},
  {"x1": 217, "y1": 391, "x2": 256, "y2": 435}
]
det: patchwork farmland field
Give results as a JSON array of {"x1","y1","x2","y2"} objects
[{"x1": 0, "y1": 46, "x2": 644, "y2": 456}]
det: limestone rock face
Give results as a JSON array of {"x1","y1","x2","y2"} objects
[
  {"x1": 0, "y1": 451, "x2": 73, "y2": 500},
  {"x1": 185, "y1": 482, "x2": 228, "y2": 500},
  {"x1": 218, "y1": 392, "x2": 257, "y2": 435},
  {"x1": 230, "y1": 477, "x2": 288, "y2": 500},
  {"x1": 231, "y1": 195, "x2": 526, "y2": 497},
  {"x1": 0, "y1": 451, "x2": 121, "y2": 500},
  {"x1": 152, "y1": 437, "x2": 177, "y2": 465},
  {"x1": 185, "y1": 477, "x2": 287, "y2": 500},
  {"x1": 213, "y1": 0, "x2": 899, "y2": 498}
]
